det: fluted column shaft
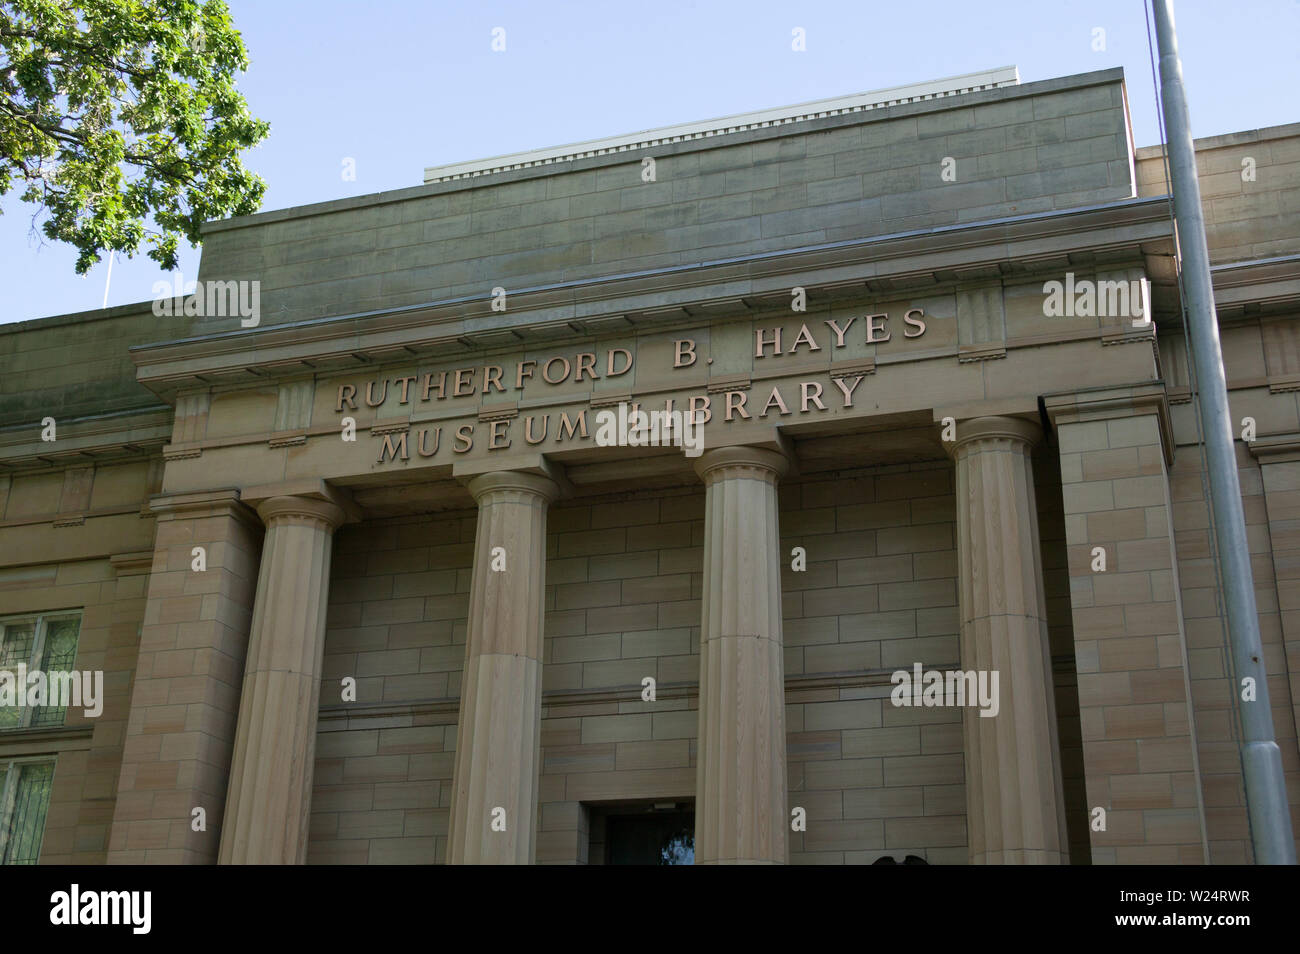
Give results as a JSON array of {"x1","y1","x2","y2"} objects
[
  {"x1": 219, "y1": 494, "x2": 344, "y2": 864},
  {"x1": 446, "y1": 471, "x2": 558, "y2": 864},
  {"x1": 949, "y1": 417, "x2": 1068, "y2": 864},
  {"x1": 693, "y1": 446, "x2": 789, "y2": 865}
]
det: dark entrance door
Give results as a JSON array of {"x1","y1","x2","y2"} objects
[{"x1": 602, "y1": 809, "x2": 695, "y2": 865}]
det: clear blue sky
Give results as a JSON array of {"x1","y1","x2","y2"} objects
[{"x1": 2, "y1": 0, "x2": 1297, "y2": 324}]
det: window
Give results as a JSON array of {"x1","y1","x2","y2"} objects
[
  {"x1": 0, "y1": 613, "x2": 83, "y2": 729},
  {"x1": 0, "y1": 758, "x2": 56, "y2": 864},
  {"x1": 0, "y1": 612, "x2": 85, "y2": 865}
]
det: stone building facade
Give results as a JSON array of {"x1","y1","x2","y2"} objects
[{"x1": 1, "y1": 66, "x2": 1298, "y2": 864}]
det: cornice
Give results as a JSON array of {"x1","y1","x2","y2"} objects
[
  {"x1": 422, "y1": 67, "x2": 1021, "y2": 184},
  {"x1": 315, "y1": 666, "x2": 961, "y2": 724},
  {"x1": 130, "y1": 198, "x2": 1176, "y2": 401},
  {"x1": 0, "y1": 724, "x2": 94, "y2": 757},
  {"x1": 109, "y1": 550, "x2": 156, "y2": 576},
  {"x1": 0, "y1": 405, "x2": 171, "y2": 473},
  {"x1": 1248, "y1": 432, "x2": 1300, "y2": 464},
  {"x1": 1210, "y1": 255, "x2": 1300, "y2": 320}
]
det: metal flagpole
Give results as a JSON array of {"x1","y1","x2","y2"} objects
[{"x1": 1151, "y1": 0, "x2": 1296, "y2": 864}]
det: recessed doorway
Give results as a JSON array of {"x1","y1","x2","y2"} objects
[{"x1": 586, "y1": 800, "x2": 694, "y2": 865}]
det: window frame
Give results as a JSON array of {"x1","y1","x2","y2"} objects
[
  {"x1": 0, "y1": 610, "x2": 84, "y2": 730},
  {"x1": 0, "y1": 754, "x2": 58, "y2": 865}
]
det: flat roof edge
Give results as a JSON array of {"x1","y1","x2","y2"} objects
[
  {"x1": 1137, "y1": 121, "x2": 1300, "y2": 156},
  {"x1": 1, "y1": 299, "x2": 158, "y2": 336},
  {"x1": 137, "y1": 195, "x2": 1171, "y2": 354},
  {"x1": 421, "y1": 66, "x2": 1020, "y2": 184},
  {"x1": 199, "y1": 67, "x2": 1126, "y2": 237}
]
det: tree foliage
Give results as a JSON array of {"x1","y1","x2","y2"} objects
[{"x1": 0, "y1": 0, "x2": 269, "y2": 273}]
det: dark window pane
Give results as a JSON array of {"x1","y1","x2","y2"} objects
[
  {"x1": 0, "y1": 622, "x2": 35, "y2": 730},
  {"x1": 32, "y1": 617, "x2": 81, "y2": 728},
  {"x1": 4, "y1": 761, "x2": 54, "y2": 865}
]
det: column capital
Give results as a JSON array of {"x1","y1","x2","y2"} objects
[
  {"x1": 240, "y1": 478, "x2": 360, "y2": 526},
  {"x1": 1041, "y1": 382, "x2": 1174, "y2": 465},
  {"x1": 944, "y1": 415, "x2": 1042, "y2": 458},
  {"x1": 1248, "y1": 432, "x2": 1300, "y2": 464},
  {"x1": 255, "y1": 494, "x2": 347, "y2": 531},
  {"x1": 466, "y1": 470, "x2": 560, "y2": 504},
  {"x1": 1041, "y1": 382, "x2": 1169, "y2": 425},
  {"x1": 693, "y1": 444, "x2": 790, "y2": 486},
  {"x1": 145, "y1": 488, "x2": 259, "y2": 527}
]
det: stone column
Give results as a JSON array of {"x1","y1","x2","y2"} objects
[
  {"x1": 949, "y1": 416, "x2": 1068, "y2": 864},
  {"x1": 218, "y1": 495, "x2": 345, "y2": 864},
  {"x1": 1248, "y1": 436, "x2": 1300, "y2": 767},
  {"x1": 446, "y1": 471, "x2": 558, "y2": 864},
  {"x1": 1045, "y1": 387, "x2": 1207, "y2": 864},
  {"x1": 108, "y1": 490, "x2": 262, "y2": 864},
  {"x1": 693, "y1": 445, "x2": 789, "y2": 865}
]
